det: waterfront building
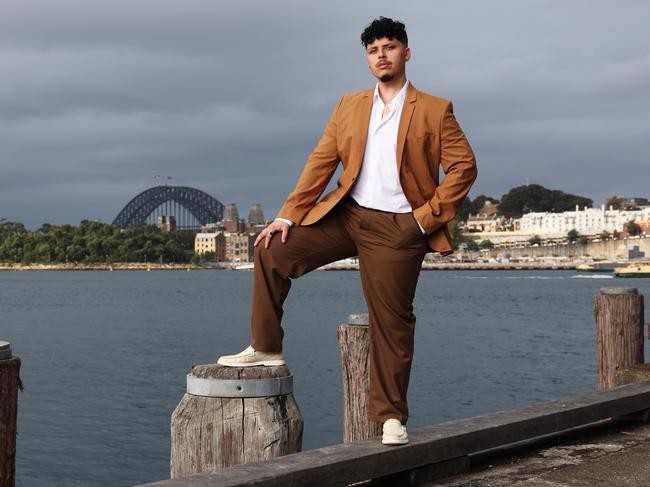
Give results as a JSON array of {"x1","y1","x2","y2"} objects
[
  {"x1": 194, "y1": 231, "x2": 256, "y2": 262},
  {"x1": 194, "y1": 232, "x2": 226, "y2": 260},
  {"x1": 248, "y1": 204, "x2": 265, "y2": 225},
  {"x1": 465, "y1": 201, "x2": 510, "y2": 232},
  {"x1": 466, "y1": 214, "x2": 507, "y2": 232},
  {"x1": 157, "y1": 215, "x2": 176, "y2": 233},
  {"x1": 224, "y1": 232, "x2": 256, "y2": 262},
  {"x1": 223, "y1": 203, "x2": 239, "y2": 222},
  {"x1": 201, "y1": 203, "x2": 267, "y2": 234},
  {"x1": 616, "y1": 196, "x2": 649, "y2": 208},
  {"x1": 518, "y1": 205, "x2": 650, "y2": 237},
  {"x1": 219, "y1": 219, "x2": 244, "y2": 233},
  {"x1": 201, "y1": 219, "x2": 245, "y2": 233},
  {"x1": 200, "y1": 222, "x2": 220, "y2": 232}
]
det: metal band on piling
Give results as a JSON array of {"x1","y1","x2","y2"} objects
[
  {"x1": 186, "y1": 373, "x2": 293, "y2": 397},
  {"x1": 347, "y1": 313, "x2": 369, "y2": 326},
  {"x1": 0, "y1": 341, "x2": 12, "y2": 360},
  {"x1": 600, "y1": 287, "x2": 639, "y2": 295}
]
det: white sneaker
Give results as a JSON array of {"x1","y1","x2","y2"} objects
[
  {"x1": 381, "y1": 418, "x2": 409, "y2": 445},
  {"x1": 217, "y1": 345, "x2": 285, "y2": 367}
]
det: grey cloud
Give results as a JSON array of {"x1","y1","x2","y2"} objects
[{"x1": 1, "y1": 0, "x2": 649, "y2": 227}]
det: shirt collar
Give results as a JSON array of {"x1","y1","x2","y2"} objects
[{"x1": 373, "y1": 79, "x2": 410, "y2": 108}]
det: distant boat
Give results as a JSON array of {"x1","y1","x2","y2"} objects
[
  {"x1": 614, "y1": 263, "x2": 650, "y2": 278},
  {"x1": 576, "y1": 260, "x2": 623, "y2": 273},
  {"x1": 233, "y1": 262, "x2": 255, "y2": 271}
]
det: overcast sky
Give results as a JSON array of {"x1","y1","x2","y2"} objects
[{"x1": 1, "y1": 0, "x2": 648, "y2": 228}]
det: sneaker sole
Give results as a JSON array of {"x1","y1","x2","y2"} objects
[
  {"x1": 217, "y1": 359, "x2": 285, "y2": 367},
  {"x1": 381, "y1": 436, "x2": 409, "y2": 445}
]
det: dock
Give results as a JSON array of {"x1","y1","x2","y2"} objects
[
  {"x1": 133, "y1": 288, "x2": 648, "y2": 486},
  {"x1": 429, "y1": 417, "x2": 650, "y2": 487},
  {"x1": 137, "y1": 381, "x2": 650, "y2": 486}
]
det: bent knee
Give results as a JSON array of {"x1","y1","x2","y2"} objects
[{"x1": 254, "y1": 235, "x2": 291, "y2": 267}]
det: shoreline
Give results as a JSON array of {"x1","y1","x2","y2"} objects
[
  {"x1": 320, "y1": 262, "x2": 578, "y2": 271},
  {"x1": 0, "y1": 261, "x2": 579, "y2": 271},
  {"x1": 0, "y1": 263, "x2": 204, "y2": 271}
]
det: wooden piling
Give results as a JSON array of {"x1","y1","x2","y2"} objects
[
  {"x1": 595, "y1": 287, "x2": 645, "y2": 390},
  {"x1": 140, "y1": 382, "x2": 650, "y2": 487},
  {"x1": 337, "y1": 313, "x2": 383, "y2": 443},
  {"x1": 170, "y1": 363, "x2": 303, "y2": 478},
  {"x1": 0, "y1": 341, "x2": 21, "y2": 487}
]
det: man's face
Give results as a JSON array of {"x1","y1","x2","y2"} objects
[{"x1": 365, "y1": 37, "x2": 410, "y2": 83}]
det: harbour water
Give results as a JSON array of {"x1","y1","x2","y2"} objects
[{"x1": 2, "y1": 270, "x2": 650, "y2": 486}]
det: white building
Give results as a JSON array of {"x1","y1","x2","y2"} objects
[
  {"x1": 518, "y1": 205, "x2": 650, "y2": 237},
  {"x1": 466, "y1": 214, "x2": 507, "y2": 232}
]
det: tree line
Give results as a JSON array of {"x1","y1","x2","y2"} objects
[
  {"x1": 0, "y1": 219, "x2": 194, "y2": 264},
  {"x1": 459, "y1": 183, "x2": 594, "y2": 220}
]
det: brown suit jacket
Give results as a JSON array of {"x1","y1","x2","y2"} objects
[{"x1": 276, "y1": 82, "x2": 478, "y2": 256}]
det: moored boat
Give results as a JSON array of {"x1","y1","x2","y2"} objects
[
  {"x1": 614, "y1": 263, "x2": 650, "y2": 278},
  {"x1": 576, "y1": 260, "x2": 624, "y2": 273}
]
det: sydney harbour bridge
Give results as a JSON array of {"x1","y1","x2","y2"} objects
[{"x1": 112, "y1": 186, "x2": 224, "y2": 230}]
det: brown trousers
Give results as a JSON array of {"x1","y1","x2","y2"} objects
[{"x1": 250, "y1": 196, "x2": 428, "y2": 424}]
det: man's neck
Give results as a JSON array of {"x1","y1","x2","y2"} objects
[{"x1": 377, "y1": 75, "x2": 408, "y2": 105}]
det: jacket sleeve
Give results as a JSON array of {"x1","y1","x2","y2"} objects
[
  {"x1": 276, "y1": 96, "x2": 344, "y2": 224},
  {"x1": 413, "y1": 101, "x2": 478, "y2": 234}
]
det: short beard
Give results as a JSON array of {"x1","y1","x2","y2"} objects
[{"x1": 379, "y1": 73, "x2": 393, "y2": 82}]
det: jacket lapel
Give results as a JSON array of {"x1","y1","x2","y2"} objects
[
  {"x1": 353, "y1": 88, "x2": 374, "y2": 169},
  {"x1": 396, "y1": 82, "x2": 417, "y2": 173}
]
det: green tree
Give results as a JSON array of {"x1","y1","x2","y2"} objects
[
  {"x1": 605, "y1": 195, "x2": 623, "y2": 210},
  {"x1": 0, "y1": 220, "x2": 195, "y2": 264},
  {"x1": 457, "y1": 194, "x2": 500, "y2": 221},
  {"x1": 578, "y1": 236, "x2": 589, "y2": 245},
  {"x1": 567, "y1": 229, "x2": 579, "y2": 242},
  {"x1": 498, "y1": 184, "x2": 592, "y2": 218},
  {"x1": 626, "y1": 221, "x2": 641, "y2": 236},
  {"x1": 465, "y1": 240, "x2": 479, "y2": 251},
  {"x1": 599, "y1": 230, "x2": 610, "y2": 240},
  {"x1": 197, "y1": 251, "x2": 216, "y2": 261},
  {"x1": 479, "y1": 239, "x2": 494, "y2": 249}
]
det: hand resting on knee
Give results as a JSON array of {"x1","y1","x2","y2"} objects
[{"x1": 254, "y1": 220, "x2": 293, "y2": 249}]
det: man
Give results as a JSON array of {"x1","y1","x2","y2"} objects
[{"x1": 218, "y1": 17, "x2": 477, "y2": 446}]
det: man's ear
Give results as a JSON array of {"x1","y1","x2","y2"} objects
[{"x1": 404, "y1": 47, "x2": 411, "y2": 62}]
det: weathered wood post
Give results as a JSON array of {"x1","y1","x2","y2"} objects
[
  {"x1": 1, "y1": 341, "x2": 21, "y2": 487},
  {"x1": 595, "y1": 287, "x2": 645, "y2": 390},
  {"x1": 337, "y1": 313, "x2": 383, "y2": 443},
  {"x1": 170, "y1": 363, "x2": 303, "y2": 478}
]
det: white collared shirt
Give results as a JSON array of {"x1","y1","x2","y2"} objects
[
  {"x1": 349, "y1": 80, "x2": 412, "y2": 214},
  {"x1": 277, "y1": 79, "x2": 425, "y2": 233}
]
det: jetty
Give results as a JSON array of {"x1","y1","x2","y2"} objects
[
  {"x1": 128, "y1": 287, "x2": 650, "y2": 486},
  {"x1": 137, "y1": 382, "x2": 650, "y2": 487}
]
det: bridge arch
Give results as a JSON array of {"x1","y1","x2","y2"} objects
[{"x1": 112, "y1": 186, "x2": 224, "y2": 229}]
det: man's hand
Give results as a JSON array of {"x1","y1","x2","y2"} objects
[{"x1": 254, "y1": 220, "x2": 291, "y2": 249}]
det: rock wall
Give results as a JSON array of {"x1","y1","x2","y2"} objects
[{"x1": 471, "y1": 237, "x2": 650, "y2": 260}]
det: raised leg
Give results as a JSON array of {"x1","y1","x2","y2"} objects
[{"x1": 251, "y1": 202, "x2": 358, "y2": 353}]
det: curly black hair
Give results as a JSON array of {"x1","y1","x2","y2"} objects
[{"x1": 360, "y1": 17, "x2": 408, "y2": 48}]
